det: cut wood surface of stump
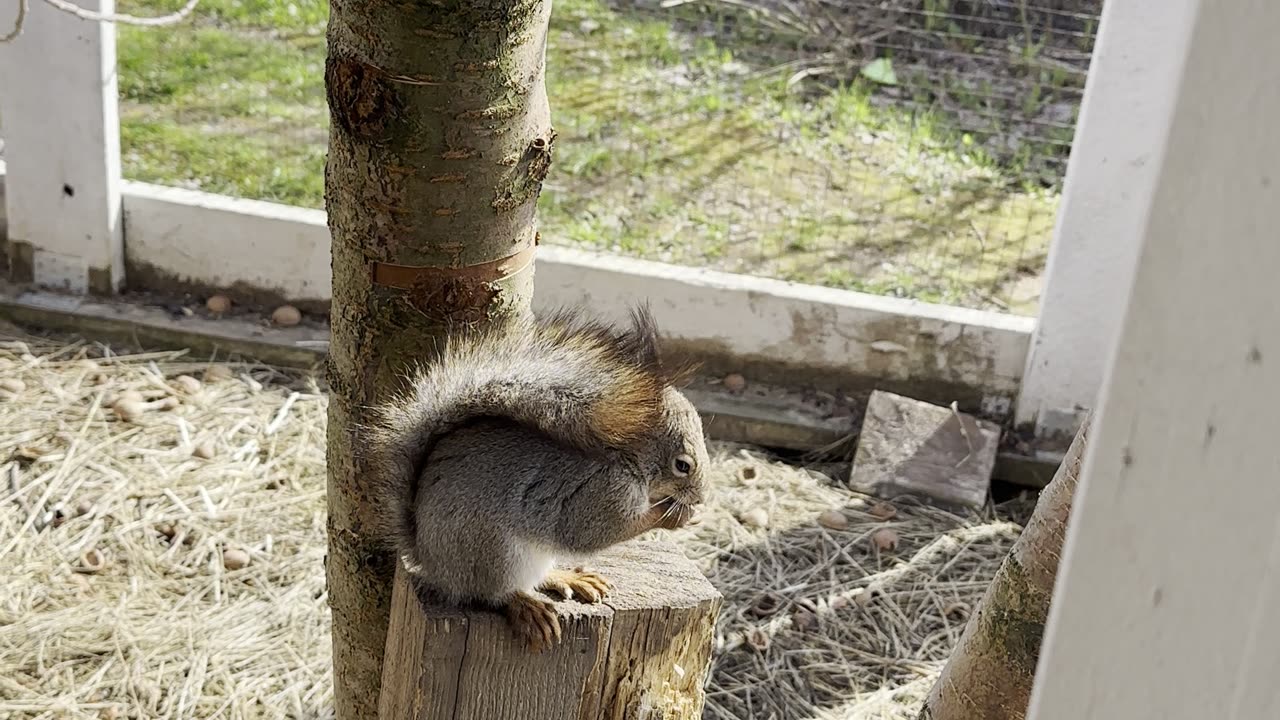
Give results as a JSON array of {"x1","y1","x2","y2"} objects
[
  {"x1": 849, "y1": 390, "x2": 1000, "y2": 510},
  {"x1": 379, "y1": 541, "x2": 723, "y2": 720}
]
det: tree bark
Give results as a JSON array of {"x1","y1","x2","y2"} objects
[
  {"x1": 917, "y1": 413, "x2": 1092, "y2": 720},
  {"x1": 323, "y1": 0, "x2": 555, "y2": 716}
]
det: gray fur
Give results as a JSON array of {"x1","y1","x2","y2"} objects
[
  {"x1": 363, "y1": 305, "x2": 709, "y2": 607},
  {"x1": 407, "y1": 418, "x2": 646, "y2": 603}
]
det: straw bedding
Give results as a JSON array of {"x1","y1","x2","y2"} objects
[{"x1": 0, "y1": 328, "x2": 1023, "y2": 719}]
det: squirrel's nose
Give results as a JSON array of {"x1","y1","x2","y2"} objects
[{"x1": 680, "y1": 486, "x2": 705, "y2": 506}]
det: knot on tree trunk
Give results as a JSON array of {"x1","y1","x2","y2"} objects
[{"x1": 326, "y1": 56, "x2": 401, "y2": 141}]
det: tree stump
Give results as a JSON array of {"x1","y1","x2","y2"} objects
[{"x1": 379, "y1": 540, "x2": 722, "y2": 720}]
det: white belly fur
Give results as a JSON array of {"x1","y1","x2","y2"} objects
[{"x1": 509, "y1": 540, "x2": 557, "y2": 593}]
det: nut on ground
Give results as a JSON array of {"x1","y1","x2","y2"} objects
[
  {"x1": 271, "y1": 305, "x2": 302, "y2": 327},
  {"x1": 112, "y1": 399, "x2": 146, "y2": 422},
  {"x1": 817, "y1": 509, "x2": 849, "y2": 530},
  {"x1": 206, "y1": 295, "x2": 232, "y2": 314},
  {"x1": 203, "y1": 365, "x2": 234, "y2": 383},
  {"x1": 222, "y1": 548, "x2": 251, "y2": 571},
  {"x1": 739, "y1": 508, "x2": 769, "y2": 528},
  {"x1": 870, "y1": 527, "x2": 899, "y2": 552},
  {"x1": 869, "y1": 502, "x2": 898, "y2": 521},
  {"x1": 77, "y1": 548, "x2": 106, "y2": 573},
  {"x1": 172, "y1": 374, "x2": 202, "y2": 394}
]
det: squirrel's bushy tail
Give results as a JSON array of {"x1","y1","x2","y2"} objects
[{"x1": 361, "y1": 304, "x2": 694, "y2": 558}]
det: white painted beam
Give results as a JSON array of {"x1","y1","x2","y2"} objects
[
  {"x1": 1028, "y1": 1, "x2": 1280, "y2": 717},
  {"x1": 1014, "y1": 0, "x2": 1197, "y2": 441},
  {"x1": 0, "y1": 0, "x2": 124, "y2": 293},
  {"x1": 0, "y1": 157, "x2": 7, "y2": 241},
  {"x1": 123, "y1": 182, "x2": 332, "y2": 301},
  {"x1": 119, "y1": 181, "x2": 1033, "y2": 406}
]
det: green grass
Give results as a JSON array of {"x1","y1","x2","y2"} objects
[{"x1": 114, "y1": 0, "x2": 1057, "y2": 312}]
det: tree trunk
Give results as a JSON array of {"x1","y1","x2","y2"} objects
[
  {"x1": 323, "y1": 0, "x2": 555, "y2": 716},
  {"x1": 917, "y1": 413, "x2": 1092, "y2": 720}
]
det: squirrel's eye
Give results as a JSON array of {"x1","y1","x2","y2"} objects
[{"x1": 672, "y1": 454, "x2": 694, "y2": 476}]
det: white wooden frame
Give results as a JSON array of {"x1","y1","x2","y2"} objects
[
  {"x1": 0, "y1": 0, "x2": 124, "y2": 294},
  {"x1": 1029, "y1": 1, "x2": 1280, "y2": 715},
  {"x1": 1013, "y1": 0, "x2": 1196, "y2": 441},
  {"x1": 120, "y1": 181, "x2": 1032, "y2": 405}
]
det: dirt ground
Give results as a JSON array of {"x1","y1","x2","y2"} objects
[{"x1": 0, "y1": 327, "x2": 1026, "y2": 720}]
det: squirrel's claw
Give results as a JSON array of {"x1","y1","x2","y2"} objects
[
  {"x1": 540, "y1": 578, "x2": 574, "y2": 601},
  {"x1": 506, "y1": 591, "x2": 562, "y2": 653},
  {"x1": 509, "y1": 569, "x2": 611, "y2": 653},
  {"x1": 539, "y1": 567, "x2": 611, "y2": 604}
]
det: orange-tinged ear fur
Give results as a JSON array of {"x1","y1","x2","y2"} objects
[
  {"x1": 588, "y1": 367, "x2": 663, "y2": 447},
  {"x1": 540, "y1": 302, "x2": 697, "y2": 449}
]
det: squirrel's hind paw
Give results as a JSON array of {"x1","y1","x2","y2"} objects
[
  {"x1": 539, "y1": 567, "x2": 612, "y2": 604},
  {"x1": 505, "y1": 591, "x2": 562, "y2": 653}
]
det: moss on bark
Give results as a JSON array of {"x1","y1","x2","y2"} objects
[
  {"x1": 918, "y1": 414, "x2": 1091, "y2": 720},
  {"x1": 324, "y1": 0, "x2": 554, "y2": 717}
]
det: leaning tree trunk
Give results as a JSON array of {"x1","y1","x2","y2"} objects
[
  {"x1": 918, "y1": 413, "x2": 1092, "y2": 720},
  {"x1": 323, "y1": 0, "x2": 555, "y2": 716}
]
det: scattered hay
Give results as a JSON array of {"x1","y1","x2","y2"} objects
[
  {"x1": 0, "y1": 333, "x2": 330, "y2": 719},
  {"x1": 661, "y1": 451, "x2": 1019, "y2": 719},
  {"x1": 0, "y1": 330, "x2": 1022, "y2": 719}
]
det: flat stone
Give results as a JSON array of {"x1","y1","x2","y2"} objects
[{"x1": 849, "y1": 390, "x2": 1000, "y2": 510}]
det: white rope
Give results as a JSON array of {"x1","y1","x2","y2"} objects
[
  {"x1": 2, "y1": 0, "x2": 200, "y2": 43},
  {"x1": 1, "y1": 0, "x2": 26, "y2": 42}
]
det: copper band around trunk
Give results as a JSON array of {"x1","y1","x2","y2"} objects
[{"x1": 369, "y1": 240, "x2": 538, "y2": 290}]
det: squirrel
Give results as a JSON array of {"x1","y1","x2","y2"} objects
[{"x1": 363, "y1": 304, "x2": 710, "y2": 653}]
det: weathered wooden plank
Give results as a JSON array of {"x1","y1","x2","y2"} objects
[{"x1": 849, "y1": 390, "x2": 1000, "y2": 510}]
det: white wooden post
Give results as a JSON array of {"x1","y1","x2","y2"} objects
[
  {"x1": 1027, "y1": 1, "x2": 1280, "y2": 717},
  {"x1": 1013, "y1": 0, "x2": 1197, "y2": 443},
  {"x1": 0, "y1": 0, "x2": 124, "y2": 294}
]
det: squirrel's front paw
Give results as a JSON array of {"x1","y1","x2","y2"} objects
[
  {"x1": 539, "y1": 567, "x2": 612, "y2": 604},
  {"x1": 505, "y1": 591, "x2": 562, "y2": 654}
]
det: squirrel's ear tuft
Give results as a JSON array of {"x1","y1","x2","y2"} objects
[
  {"x1": 619, "y1": 303, "x2": 702, "y2": 387},
  {"x1": 611, "y1": 302, "x2": 661, "y2": 371},
  {"x1": 660, "y1": 356, "x2": 701, "y2": 388}
]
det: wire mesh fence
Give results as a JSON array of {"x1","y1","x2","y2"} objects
[
  {"x1": 107, "y1": 0, "x2": 1102, "y2": 314},
  {"x1": 542, "y1": 0, "x2": 1100, "y2": 314}
]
